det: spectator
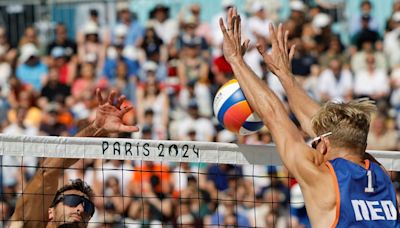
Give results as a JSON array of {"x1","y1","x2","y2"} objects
[
  {"x1": 349, "y1": 0, "x2": 380, "y2": 35},
  {"x1": 246, "y1": 2, "x2": 272, "y2": 44},
  {"x1": 290, "y1": 183, "x2": 310, "y2": 228},
  {"x1": 318, "y1": 36, "x2": 348, "y2": 69},
  {"x1": 71, "y1": 62, "x2": 96, "y2": 99},
  {"x1": 318, "y1": 59, "x2": 353, "y2": 102},
  {"x1": 114, "y1": 2, "x2": 144, "y2": 47},
  {"x1": 40, "y1": 67, "x2": 71, "y2": 103},
  {"x1": 141, "y1": 26, "x2": 165, "y2": 62},
  {"x1": 39, "y1": 103, "x2": 68, "y2": 136},
  {"x1": 18, "y1": 26, "x2": 39, "y2": 48},
  {"x1": 351, "y1": 14, "x2": 381, "y2": 50},
  {"x1": 0, "y1": 46, "x2": 12, "y2": 98},
  {"x1": 0, "y1": 27, "x2": 16, "y2": 63},
  {"x1": 149, "y1": 4, "x2": 179, "y2": 45},
  {"x1": 351, "y1": 40, "x2": 387, "y2": 74},
  {"x1": 208, "y1": 194, "x2": 250, "y2": 227},
  {"x1": 47, "y1": 23, "x2": 77, "y2": 59},
  {"x1": 353, "y1": 54, "x2": 390, "y2": 100},
  {"x1": 367, "y1": 113, "x2": 399, "y2": 150},
  {"x1": 136, "y1": 70, "x2": 169, "y2": 139},
  {"x1": 16, "y1": 43, "x2": 48, "y2": 92},
  {"x1": 384, "y1": 12, "x2": 400, "y2": 68}
]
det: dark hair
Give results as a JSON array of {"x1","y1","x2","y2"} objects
[{"x1": 50, "y1": 179, "x2": 94, "y2": 208}]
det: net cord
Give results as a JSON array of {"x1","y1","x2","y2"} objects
[{"x1": 1, "y1": 134, "x2": 399, "y2": 171}]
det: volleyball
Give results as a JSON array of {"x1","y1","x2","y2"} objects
[{"x1": 213, "y1": 79, "x2": 264, "y2": 135}]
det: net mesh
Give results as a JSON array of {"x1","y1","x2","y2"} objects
[{"x1": 1, "y1": 135, "x2": 400, "y2": 227}]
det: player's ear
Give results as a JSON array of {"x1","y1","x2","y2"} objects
[{"x1": 319, "y1": 137, "x2": 329, "y2": 155}]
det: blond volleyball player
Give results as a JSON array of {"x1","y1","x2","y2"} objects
[
  {"x1": 220, "y1": 8, "x2": 399, "y2": 227},
  {"x1": 9, "y1": 89, "x2": 139, "y2": 228}
]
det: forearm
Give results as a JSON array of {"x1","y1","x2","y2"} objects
[
  {"x1": 278, "y1": 75, "x2": 320, "y2": 137},
  {"x1": 230, "y1": 58, "x2": 288, "y2": 126}
]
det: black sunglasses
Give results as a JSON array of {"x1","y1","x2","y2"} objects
[
  {"x1": 53, "y1": 194, "x2": 95, "y2": 216},
  {"x1": 309, "y1": 132, "x2": 332, "y2": 149}
]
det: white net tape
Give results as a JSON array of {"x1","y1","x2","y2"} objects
[{"x1": 1, "y1": 134, "x2": 399, "y2": 171}]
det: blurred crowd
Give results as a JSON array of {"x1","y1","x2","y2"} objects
[{"x1": 1, "y1": 0, "x2": 400, "y2": 227}]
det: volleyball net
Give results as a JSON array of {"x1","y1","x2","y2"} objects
[{"x1": 1, "y1": 134, "x2": 400, "y2": 227}]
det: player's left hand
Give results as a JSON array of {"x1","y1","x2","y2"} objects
[
  {"x1": 219, "y1": 7, "x2": 250, "y2": 63},
  {"x1": 257, "y1": 24, "x2": 296, "y2": 78},
  {"x1": 93, "y1": 88, "x2": 139, "y2": 134}
]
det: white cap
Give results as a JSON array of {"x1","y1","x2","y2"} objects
[
  {"x1": 122, "y1": 45, "x2": 139, "y2": 60},
  {"x1": 217, "y1": 129, "x2": 237, "y2": 143},
  {"x1": 290, "y1": 0, "x2": 305, "y2": 12},
  {"x1": 83, "y1": 21, "x2": 99, "y2": 35},
  {"x1": 393, "y1": 12, "x2": 400, "y2": 22},
  {"x1": 222, "y1": 0, "x2": 234, "y2": 8},
  {"x1": 114, "y1": 24, "x2": 128, "y2": 37},
  {"x1": 142, "y1": 61, "x2": 158, "y2": 72},
  {"x1": 116, "y1": 2, "x2": 130, "y2": 11},
  {"x1": 251, "y1": 2, "x2": 264, "y2": 13},
  {"x1": 290, "y1": 183, "x2": 305, "y2": 209},
  {"x1": 312, "y1": 13, "x2": 331, "y2": 28},
  {"x1": 19, "y1": 43, "x2": 38, "y2": 63}
]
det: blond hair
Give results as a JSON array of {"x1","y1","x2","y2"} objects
[{"x1": 311, "y1": 99, "x2": 377, "y2": 149}]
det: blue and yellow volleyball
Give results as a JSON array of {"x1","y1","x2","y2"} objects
[{"x1": 213, "y1": 79, "x2": 264, "y2": 135}]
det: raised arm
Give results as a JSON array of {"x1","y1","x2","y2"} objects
[
  {"x1": 10, "y1": 89, "x2": 139, "y2": 225},
  {"x1": 257, "y1": 24, "x2": 320, "y2": 137},
  {"x1": 219, "y1": 9, "x2": 324, "y2": 184}
]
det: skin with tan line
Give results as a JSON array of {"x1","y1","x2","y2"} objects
[
  {"x1": 9, "y1": 89, "x2": 139, "y2": 228},
  {"x1": 219, "y1": 8, "x2": 385, "y2": 228}
]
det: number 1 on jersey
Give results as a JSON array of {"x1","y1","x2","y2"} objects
[{"x1": 365, "y1": 170, "x2": 374, "y2": 193}]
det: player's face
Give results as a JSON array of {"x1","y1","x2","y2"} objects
[{"x1": 49, "y1": 190, "x2": 94, "y2": 227}]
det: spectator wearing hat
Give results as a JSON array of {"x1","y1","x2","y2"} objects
[
  {"x1": 16, "y1": 43, "x2": 48, "y2": 92},
  {"x1": 114, "y1": 2, "x2": 144, "y2": 47},
  {"x1": 384, "y1": 12, "x2": 400, "y2": 68},
  {"x1": 39, "y1": 102, "x2": 68, "y2": 136},
  {"x1": 247, "y1": 2, "x2": 272, "y2": 44},
  {"x1": 173, "y1": 15, "x2": 209, "y2": 59},
  {"x1": 149, "y1": 4, "x2": 179, "y2": 45},
  {"x1": 186, "y1": 3, "x2": 213, "y2": 45},
  {"x1": 77, "y1": 21, "x2": 105, "y2": 71}
]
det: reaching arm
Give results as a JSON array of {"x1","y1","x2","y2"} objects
[
  {"x1": 219, "y1": 9, "x2": 324, "y2": 185},
  {"x1": 257, "y1": 24, "x2": 320, "y2": 137},
  {"x1": 10, "y1": 89, "x2": 139, "y2": 225}
]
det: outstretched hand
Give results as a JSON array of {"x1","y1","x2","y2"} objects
[
  {"x1": 93, "y1": 88, "x2": 139, "y2": 134},
  {"x1": 219, "y1": 8, "x2": 250, "y2": 63},
  {"x1": 257, "y1": 24, "x2": 296, "y2": 78}
]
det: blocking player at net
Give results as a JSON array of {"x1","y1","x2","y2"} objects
[
  {"x1": 220, "y1": 7, "x2": 399, "y2": 227},
  {"x1": 9, "y1": 89, "x2": 139, "y2": 228}
]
